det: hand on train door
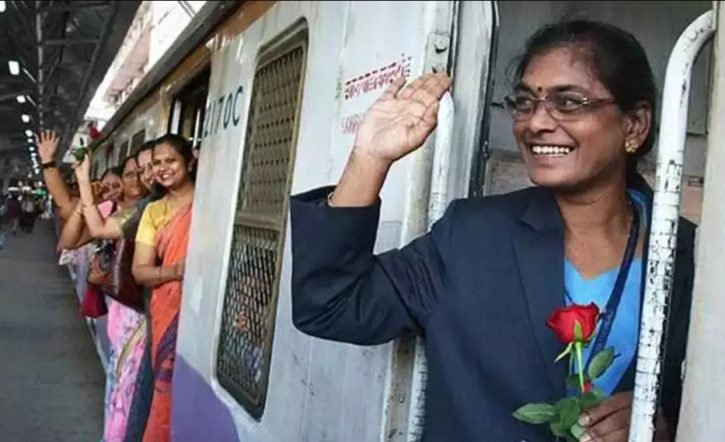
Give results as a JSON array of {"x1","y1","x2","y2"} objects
[{"x1": 353, "y1": 72, "x2": 452, "y2": 164}]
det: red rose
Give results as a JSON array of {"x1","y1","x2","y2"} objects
[
  {"x1": 89, "y1": 127, "x2": 102, "y2": 140},
  {"x1": 546, "y1": 303, "x2": 599, "y2": 344}
]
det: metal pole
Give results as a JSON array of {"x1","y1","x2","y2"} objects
[
  {"x1": 68, "y1": 5, "x2": 118, "y2": 137},
  {"x1": 628, "y1": 10, "x2": 715, "y2": 442},
  {"x1": 427, "y1": 94, "x2": 455, "y2": 227},
  {"x1": 177, "y1": 0, "x2": 196, "y2": 18},
  {"x1": 675, "y1": 3, "x2": 725, "y2": 440},
  {"x1": 35, "y1": 0, "x2": 43, "y2": 129}
]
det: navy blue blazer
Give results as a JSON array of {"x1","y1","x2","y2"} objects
[{"x1": 289, "y1": 175, "x2": 694, "y2": 442}]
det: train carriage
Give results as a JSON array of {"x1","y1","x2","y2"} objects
[{"x1": 87, "y1": 1, "x2": 718, "y2": 441}]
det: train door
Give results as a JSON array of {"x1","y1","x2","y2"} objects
[
  {"x1": 167, "y1": 67, "x2": 210, "y2": 147},
  {"x1": 172, "y1": 2, "x2": 497, "y2": 442}
]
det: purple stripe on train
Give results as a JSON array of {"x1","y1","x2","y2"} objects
[{"x1": 171, "y1": 355, "x2": 240, "y2": 442}]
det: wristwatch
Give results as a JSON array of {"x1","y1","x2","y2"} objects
[{"x1": 41, "y1": 160, "x2": 57, "y2": 170}]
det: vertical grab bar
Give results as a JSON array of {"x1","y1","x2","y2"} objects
[
  {"x1": 629, "y1": 10, "x2": 714, "y2": 442},
  {"x1": 428, "y1": 92, "x2": 456, "y2": 227},
  {"x1": 397, "y1": 2, "x2": 458, "y2": 438},
  {"x1": 468, "y1": 0, "x2": 499, "y2": 198},
  {"x1": 406, "y1": 91, "x2": 455, "y2": 441}
]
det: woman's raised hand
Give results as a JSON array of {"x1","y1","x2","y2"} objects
[
  {"x1": 323, "y1": 72, "x2": 453, "y2": 208},
  {"x1": 73, "y1": 151, "x2": 92, "y2": 181},
  {"x1": 38, "y1": 130, "x2": 59, "y2": 164},
  {"x1": 353, "y1": 72, "x2": 452, "y2": 164}
]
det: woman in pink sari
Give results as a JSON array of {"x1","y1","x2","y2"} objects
[
  {"x1": 66, "y1": 152, "x2": 149, "y2": 442},
  {"x1": 132, "y1": 134, "x2": 195, "y2": 442}
]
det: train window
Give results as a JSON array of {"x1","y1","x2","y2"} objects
[
  {"x1": 102, "y1": 143, "x2": 113, "y2": 173},
  {"x1": 91, "y1": 160, "x2": 99, "y2": 180},
  {"x1": 216, "y1": 33, "x2": 308, "y2": 419},
  {"x1": 117, "y1": 140, "x2": 129, "y2": 167},
  {"x1": 169, "y1": 99, "x2": 182, "y2": 134},
  {"x1": 168, "y1": 68, "x2": 210, "y2": 147}
]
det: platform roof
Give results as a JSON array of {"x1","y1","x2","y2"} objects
[{"x1": 0, "y1": 0, "x2": 141, "y2": 164}]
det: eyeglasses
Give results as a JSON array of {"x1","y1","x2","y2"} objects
[{"x1": 503, "y1": 92, "x2": 616, "y2": 121}]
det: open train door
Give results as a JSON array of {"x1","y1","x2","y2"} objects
[{"x1": 383, "y1": 1, "x2": 500, "y2": 440}]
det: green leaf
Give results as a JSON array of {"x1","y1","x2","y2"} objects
[
  {"x1": 512, "y1": 403, "x2": 556, "y2": 424},
  {"x1": 555, "y1": 343, "x2": 574, "y2": 363},
  {"x1": 591, "y1": 387, "x2": 608, "y2": 401},
  {"x1": 588, "y1": 348, "x2": 615, "y2": 380},
  {"x1": 554, "y1": 397, "x2": 569, "y2": 410},
  {"x1": 553, "y1": 397, "x2": 582, "y2": 430},
  {"x1": 551, "y1": 421, "x2": 578, "y2": 442},
  {"x1": 570, "y1": 422, "x2": 586, "y2": 439},
  {"x1": 574, "y1": 321, "x2": 583, "y2": 342},
  {"x1": 73, "y1": 147, "x2": 88, "y2": 162},
  {"x1": 580, "y1": 392, "x2": 605, "y2": 410},
  {"x1": 550, "y1": 421, "x2": 568, "y2": 437}
]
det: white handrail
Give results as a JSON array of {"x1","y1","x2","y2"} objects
[
  {"x1": 428, "y1": 91, "x2": 455, "y2": 228},
  {"x1": 629, "y1": 10, "x2": 714, "y2": 442}
]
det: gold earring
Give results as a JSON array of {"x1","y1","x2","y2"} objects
[{"x1": 625, "y1": 140, "x2": 638, "y2": 154}]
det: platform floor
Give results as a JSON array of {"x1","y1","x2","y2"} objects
[{"x1": 0, "y1": 220, "x2": 105, "y2": 442}]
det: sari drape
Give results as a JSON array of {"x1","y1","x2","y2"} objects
[
  {"x1": 104, "y1": 196, "x2": 153, "y2": 442},
  {"x1": 104, "y1": 317, "x2": 146, "y2": 441},
  {"x1": 142, "y1": 204, "x2": 192, "y2": 442}
]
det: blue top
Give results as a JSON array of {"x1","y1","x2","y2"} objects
[{"x1": 565, "y1": 189, "x2": 647, "y2": 395}]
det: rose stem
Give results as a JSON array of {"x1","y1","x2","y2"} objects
[{"x1": 575, "y1": 341, "x2": 585, "y2": 393}]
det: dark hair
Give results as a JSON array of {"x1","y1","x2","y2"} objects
[
  {"x1": 134, "y1": 139, "x2": 158, "y2": 163},
  {"x1": 120, "y1": 155, "x2": 139, "y2": 175},
  {"x1": 154, "y1": 133, "x2": 196, "y2": 183},
  {"x1": 512, "y1": 20, "x2": 658, "y2": 175},
  {"x1": 101, "y1": 166, "x2": 122, "y2": 180}
]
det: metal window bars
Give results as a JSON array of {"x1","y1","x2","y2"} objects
[{"x1": 216, "y1": 39, "x2": 307, "y2": 420}]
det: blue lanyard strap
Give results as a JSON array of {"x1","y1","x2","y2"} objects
[{"x1": 566, "y1": 199, "x2": 640, "y2": 372}]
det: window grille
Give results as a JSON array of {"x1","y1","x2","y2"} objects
[{"x1": 216, "y1": 36, "x2": 307, "y2": 419}]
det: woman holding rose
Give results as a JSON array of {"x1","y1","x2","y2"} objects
[{"x1": 289, "y1": 20, "x2": 693, "y2": 442}]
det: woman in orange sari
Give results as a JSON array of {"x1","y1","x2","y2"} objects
[{"x1": 131, "y1": 134, "x2": 195, "y2": 442}]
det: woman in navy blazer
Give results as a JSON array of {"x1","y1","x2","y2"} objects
[{"x1": 290, "y1": 20, "x2": 693, "y2": 442}]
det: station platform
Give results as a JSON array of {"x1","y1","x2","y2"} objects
[{"x1": 0, "y1": 220, "x2": 105, "y2": 441}]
